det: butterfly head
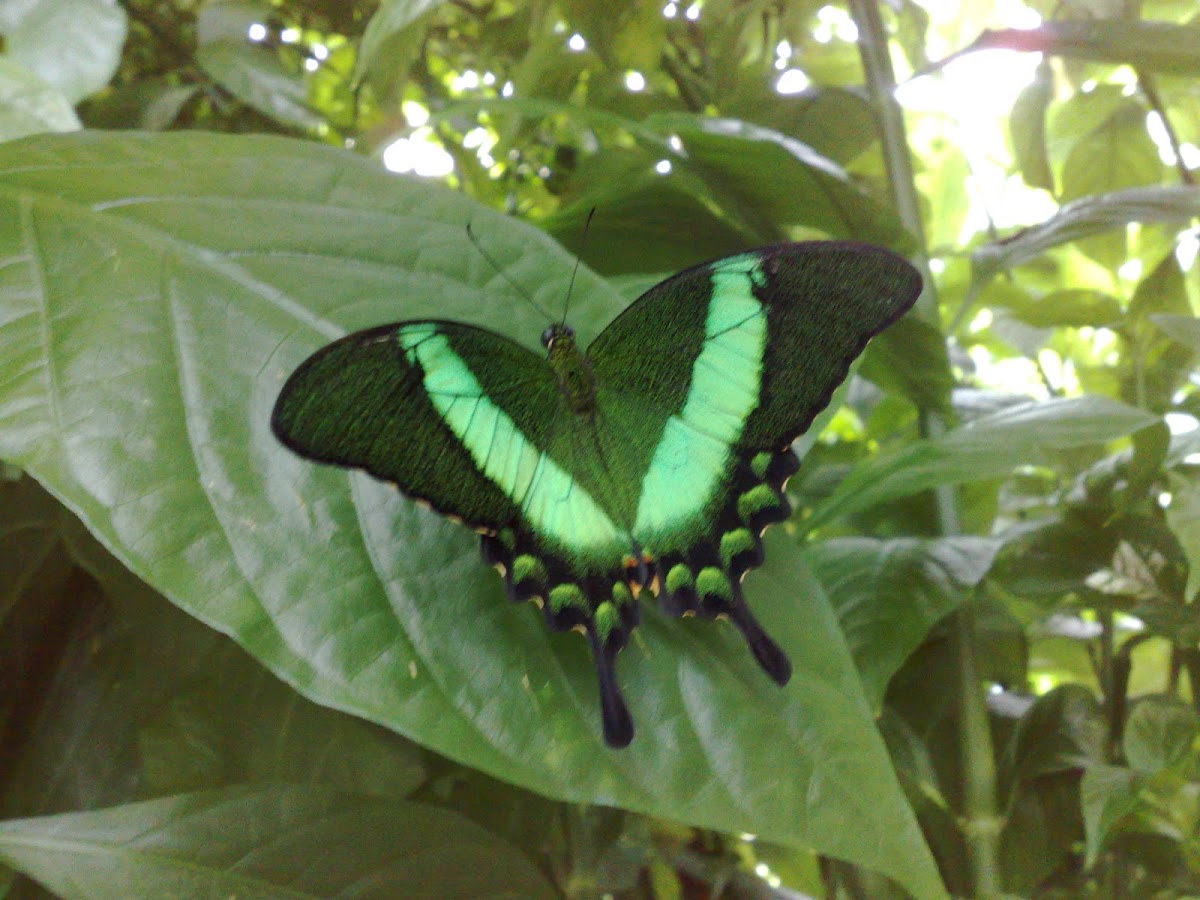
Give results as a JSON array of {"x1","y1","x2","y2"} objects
[{"x1": 541, "y1": 323, "x2": 575, "y2": 350}]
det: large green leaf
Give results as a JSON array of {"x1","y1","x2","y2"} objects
[
  {"x1": 0, "y1": 131, "x2": 946, "y2": 898},
  {"x1": 804, "y1": 397, "x2": 1158, "y2": 533},
  {"x1": 0, "y1": 478, "x2": 428, "y2": 825},
  {"x1": 0, "y1": 785, "x2": 558, "y2": 899}
]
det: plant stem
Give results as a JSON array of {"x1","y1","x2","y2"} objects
[
  {"x1": 1137, "y1": 70, "x2": 1195, "y2": 187},
  {"x1": 1181, "y1": 648, "x2": 1200, "y2": 716},
  {"x1": 849, "y1": 3, "x2": 1001, "y2": 897},
  {"x1": 1097, "y1": 606, "x2": 1120, "y2": 761},
  {"x1": 950, "y1": 598, "x2": 1002, "y2": 897},
  {"x1": 847, "y1": 0, "x2": 934, "y2": 318}
]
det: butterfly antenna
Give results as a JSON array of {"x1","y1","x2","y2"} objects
[
  {"x1": 466, "y1": 221, "x2": 555, "y2": 322},
  {"x1": 560, "y1": 207, "x2": 596, "y2": 327}
]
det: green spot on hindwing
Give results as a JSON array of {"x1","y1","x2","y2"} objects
[
  {"x1": 665, "y1": 564, "x2": 694, "y2": 594},
  {"x1": 750, "y1": 452, "x2": 773, "y2": 480},
  {"x1": 737, "y1": 484, "x2": 779, "y2": 522},
  {"x1": 611, "y1": 582, "x2": 634, "y2": 606},
  {"x1": 720, "y1": 528, "x2": 756, "y2": 569},
  {"x1": 549, "y1": 583, "x2": 588, "y2": 613},
  {"x1": 512, "y1": 554, "x2": 548, "y2": 589},
  {"x1": 696, "y1": 566, "x2": 733, "y2": 603},
  {"x1": 594, "y1": 601, "x2": 619, "y2": 642}
]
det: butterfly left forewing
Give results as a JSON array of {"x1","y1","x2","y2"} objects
[
  {"x1": 274, "y1": 320, "x2": 645, "y2": 747},
  {"x1": 272, "y1": 322, "x2": 525, "y2": 530}
]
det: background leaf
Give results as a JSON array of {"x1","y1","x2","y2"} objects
[
  {"x1": 0, "y1": 785, "x2": 559, "y2": 899},
  {"x1": 1059, "y1": 103, "x2": 1162, "y2": 204},
  {"x1": 1152, "y1": 314, "x2": 1200, "y2": 354},
  {"x1": 1009, "y1": 60, "x2": 1054, "y2": 192},
  {"x1": 1166, "y1": 473, "x2": 1200, "y2": 601},
  {"x1": 0, "y1": 57, "x2": 81, "y2": 142},
  {"x1": 0, "y1": 0, "x2": 127, "y2": 104},
  {"x1": 1123, "y1": 696, "x2": 1199, "y2": 774},
  {"x1": 806, "y1": 536, "x2": 1000, "y2": 709},
  {"x1": 0, "y1": 476, "x2": 428, "y2": 824},
  {"x1": 804, "y1": 397, "x2": 1158, "y2": 532},
  {"x1": 356, "y1": 0, "x2": 450, "y2": 83},
  {"x1": 971, "y1": 186, "x2": 1200, "y2": 284},
  {"x1": 544, "y1": 113, "x2": 913, "y2": 273},
  {"x1": 196, "y1": 42, "x2": 322, "y2": 131},
  {"x1": 947, "y1": 21, "x2": 1200, "y2": 78},
  {"x1": 1081, "y1": 765, "x2": 1142, "y2": 867}
]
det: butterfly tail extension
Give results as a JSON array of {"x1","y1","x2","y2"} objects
[
  {"x1": 653, "y1": 445, "x2": 799, "y2": 682},
  {"x1": 479, "y1": 527, "x2": 645, "y2": 747},
  {"x1": 586, "y1": 626, "x2": 635, "y2": 748},
  {"x1": 725, "y1": 587, "x2": 792, "y2": 685}
]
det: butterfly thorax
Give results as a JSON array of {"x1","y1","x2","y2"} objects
[{"x1": 543, "y1": 324, "x2": 595, "y2": 415}]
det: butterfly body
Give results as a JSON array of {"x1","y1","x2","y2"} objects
[
  {"x1": 544, "y1": 325, "x2": 597, "y2": 415},
  {"x1": 272, "y1": 241, "x2": 921, "y2": 747}
]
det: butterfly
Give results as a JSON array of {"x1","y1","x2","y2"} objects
[{"x1": 271, "y1": 240, "x2": 921, "y2": 747}]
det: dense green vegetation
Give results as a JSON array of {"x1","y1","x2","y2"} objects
[{"x1": 1, "y1": 0, "x2": 1199, "y2": 896}]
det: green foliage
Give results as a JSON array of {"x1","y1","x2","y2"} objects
[
  {"x1": 1, "y1": 0, "x2": 1199, "y2": 897},
  {"x1": 0, "y1": 785, "x2": 559, "y2": 898}
]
